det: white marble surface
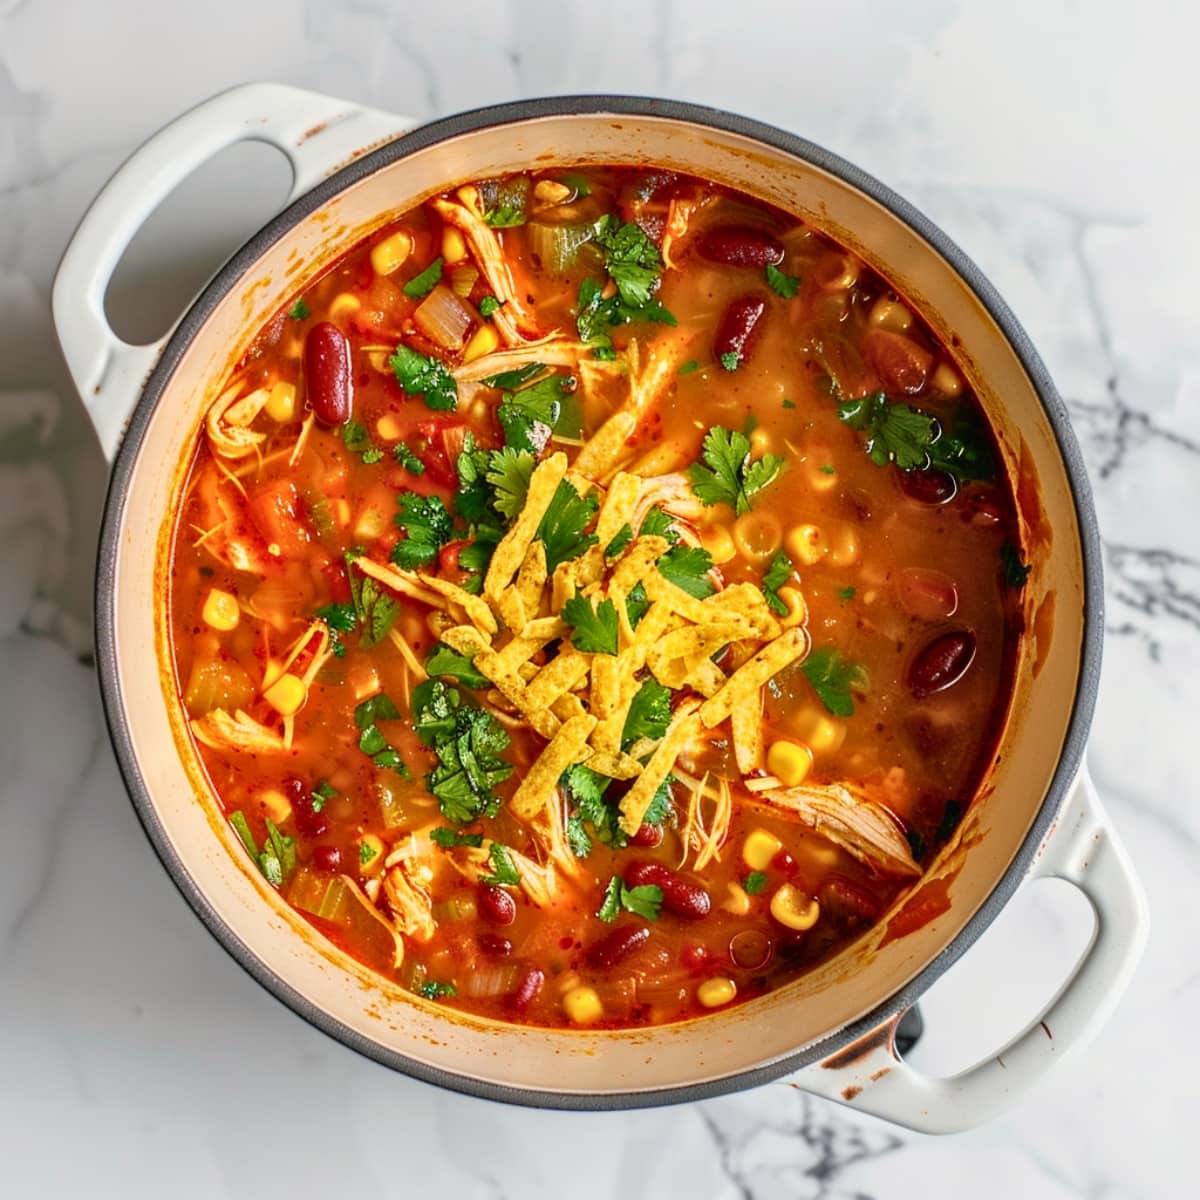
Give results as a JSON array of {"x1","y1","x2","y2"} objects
[{"x1": 1, "y1": 0, "x2": 1195, "y2": 1194}]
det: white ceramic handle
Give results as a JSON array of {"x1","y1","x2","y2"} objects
[
  {"x1": 52, "y1": 82, "x2": 415, "y2": 462},
  {"x1": 797, "y1": 766, "x2": 1148, "y2": 1134}
]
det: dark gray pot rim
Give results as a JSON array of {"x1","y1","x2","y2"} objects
[{"x1": 93, "y1": 92, "x2": 1103, "y2": 1112}]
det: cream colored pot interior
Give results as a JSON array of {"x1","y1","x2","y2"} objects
[{"x1": 110, "y1": 112, "x2": 1084, "y2": 1097}]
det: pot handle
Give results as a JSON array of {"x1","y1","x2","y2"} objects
[
  {"x1": 794, "y1": 767, "x2": 1147, "y2": 1134},
  {"x1": 52, "y1": 82, "x2": 416, "y2": 462}
]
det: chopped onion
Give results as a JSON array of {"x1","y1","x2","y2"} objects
[
  {"x1": 527, "y1": 216, "x2": 596, "y2": 274},
  {"x1": 462, "y1": 961, "x2": 522, "y2": 998},
  {"x1": 449, "y1": 264, "x2": 479, "y2": 298},
  {"x1": 413, "y1": 284, "x2": 473, "y2": 351}
]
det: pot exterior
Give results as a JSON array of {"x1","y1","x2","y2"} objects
[{"x1": 94, "y1": 97, "x2": 1101, "y2": 1107}]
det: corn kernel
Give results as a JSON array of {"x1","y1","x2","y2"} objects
[
  {"x1": 697, "y1": 977, "x2": 737, "y2": 1008},
  {"x1": 263, "y1": 672, "x2": 307, "y2": 716},
  {"x1": 258, "y1": 788, "x2": 292, "y2": 825},
  {"x1": 767, "y1": 740, "x2": 813, "y2": 787},
  {"x1": 328, "y1": 292, "x2": 361, "y2": 323},
  {"x1": 828, "y1": 523, "x2": 861, "y2": 568},
  {"x1": 534, "y1": 179, "x2": 572, "y2": 206},
  {"x1": 201, "y1": 588, "x2": 240, "y2": 632},
  {"x1": 376, "y1": 413, "x2": 402, "y2": 441},
  {"x1": 721, "y1": 881, "x2": 752, "y2": 915},
  {"x1": 749, "y1": 426, "x2": 773, "y2": 457},
  {"x1": 733, "y1": 510, "x2": 782, "y2": 565},
  {"x1": 441, "y1": 227, "x2": 467, "y2": 265},
  {"x1": 354, "y1": 504, "x2": 389, "y2": 542},
  {"x1": 562, "y1": 985, "x2": 603, "y2": 1025},
  {"x1": 776, "y1": 586, "x2": 806, "y2": 628},
  {"x1": 699, "y1": 522, "x2": 737, "y2": 565},
  {"x1": 334, "y1": 498, "x2": 352, "y2": 528},
  {"x1": 357, "y1": 834, "x2": 385, "y2": 877},
  {"x1": 462, "y1": 323, "x2": 499, "y2": 363},
  {"x1": 785, "y1": 524, "x2": 827, "y2": 566},
  {"x1": 930, "y1": 361, "x2": 963, "y2": 398},
  {"x1": 770, "y1": 884, "x2": 820, "y2": 931},
  {"x1": 868, "y1": 297, "x2": 913, "y2": 332},
  {"x1": 264, "y1": 381, "x2": 298, "y2": 423},
  {"x1": 805, "y1": 460, "x2": 839, "y2": 494},
  {"x1": 370, "y1": 230, "x2": 414, "y2": 276},
  {"x1": 807, "y1": 714, "x2": 846, "y2": 755},
  {"x1": 743, "y1": 829, "x2": 783, "y2": 871}
]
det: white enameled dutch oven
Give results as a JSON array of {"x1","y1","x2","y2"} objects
[{"x1": 53, "y1": 84, "x2": 1148, "y2": 1133}]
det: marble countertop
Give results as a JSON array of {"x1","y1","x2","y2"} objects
[{"x1": 1, "y1": 0, "x2": 1195, "y2": 1195}]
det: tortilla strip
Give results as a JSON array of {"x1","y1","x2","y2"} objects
[
  {"x1": 646, "y1": 623, "x2": 743, "y2": 689},
  {"x1": 595, "y1": 471, "x2": 643, "y2": 547},
  {"x1": 510, "y1": 713, "x2": 598, "y2": 820},
  {"x1": 550, "y1": 560, "x2": 577, "y2": 611},
  {"x1": 608, "y1": 535, "x2": 669, "y2": 596},
  {"x1": 589, "y1": 654, "x2": 621, "y2": 720},
  {"x1": 703, "y1": 582, "x2": 782, "y2": 641},
  {"x1": 518, "y1": 615, "x2": 568, "y2": 643},
  {"x1": 485, "y1": 452, "x2": 567, "y2": 602},
  {"x1": 699, "y1": 628, "x2": 808, "y2": 728},
  {"x1": 572, "y1": 410, "x2": 637, "y2": 481},
  {"x1": 515, "y1": 540, "x2": 548, "y2": 618},
  {"x1": 642, "y1": 569, "x2": 726, "y2": 627},
  {"x1": 618, "y1": 700, "x2": 702, "y2": 835},
  {"x1": 683, "y1": 658, "x2": 727, "y2": 698},
  {"x1": 582, "y1": 750, "x2": 643, "y2": 780},
  {"x1": 550, "y1": 693, "x2": 588, "y2": 723},
  {"x1": 452, "y1": 337, "x2": 585, "y2": 383},
  {"x1": 413, "y1": 573, "x2": 499, "y2": 638},
  {"x1": 524, "y1": 650, "x2": 591, "y2": 712},
  {"x1": 351, "y1": 556, "x2": 445, "y2": 609},
  {"x1": 629, "y1": 343, "x2": 684, "y2": 415},
  {"x1": 495, "y1": 587, "x2": 527, "y2": 634},
  {"x1": 730, "y1": 685, "x2": 764, "y2": 774},
  {"x1": 439, "y1": 625, "x2": 490, "y2": 658}
]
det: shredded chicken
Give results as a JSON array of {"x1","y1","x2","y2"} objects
[
  {"x1": 205, "y1": 381, "x2": 270, "y2": 459},
  {"x1": 674, "y1": 767, "x2": 733, "y2": 870},
  {"x1": 631, "y1": 473, "x2": 707, "y2": 526},
  {"x1": 381, "y1": 842, "x2": 437, "y2": 942},
  {"x1": 451, "y1": 334, "x2": 586, "y2": 383},
  {"x1": 755, "y1": 783, "x2": 922, "y2": 877},
  {"x1": 191, "y1": 708, "x2": 287, "y2": 754},
  {"x1": 448, "y1": 840, "x2": 563, "y2": 909}
]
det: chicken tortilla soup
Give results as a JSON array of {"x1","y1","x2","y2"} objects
[{"x1": 166, "y1": 166, "x2": 1026, "y2": 1028}]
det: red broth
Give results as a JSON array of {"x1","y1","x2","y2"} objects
[{"x1": 166, "y1": 166, "x2": 1023, "y2": 1027}]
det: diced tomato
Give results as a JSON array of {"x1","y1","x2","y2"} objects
[
  {"x1": 437, "y1": 538, "x2": 474, "y2": 587},
  {"x1": 414, "y1": 418, "x2": 468, "y2": 488},
  {"x1": 248, "y1": 479, "x2": 312, "y2": 557}
]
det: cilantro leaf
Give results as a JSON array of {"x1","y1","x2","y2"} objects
[
  {"x1": 761, "y1": 551, "x2": 793, "y2": 616},
  {"x1": 838, "y1": 392, "x2": 935, "y2": 470},
  {"x1": 486, "y1": 446, "x2": 536, "y2": 521},
  {"x1": 315, "y1": 602, "x2": 357, "y2": 634},
  {"x1": 1000, "y1": 542, "x2": 1031, "y2": 588},
  {"x1": 342, "y1": 420, "x2": 371, "y2": 452},
  {"x1": 484, "y1": 205, "x2": 525, "y2": 228},
  {"x1": 230, "y1": 811, "x2": 258, "y2": 859},
  {"x1": 719, "y1": 351, "x2": 740, "y2": 372},
  {"x1": 359, "y1": 841, "x2": 381, "y2": 866},
  {"x1": 837, "y1": 585, "x2": 856, "y2": 603},
  {"x1": 926, "y1": 412, "x2": 994, "y2": 482},
  {"x1": 483, "y1": 842, "x2": 521, "y2": 886},
  {"x1": 419, "y1": 980, "x2": 457, "y2": 1000},
  {"x1": 743, "y1": 870, "x2": 768, "y2": 895},
  {"x1": 391, "y1": 492, "x2": 454, "y2": 569},
  {"x1": 593, "y1": 215, "x2": 664, "y2": 307},
  {"x1": 345, "y1": 554, "x2": 399, "y2": 646},
  {"x1": 639, "y1": 507, "x2": 680, "y2": 544},
  {"x1": 566, "y1": 814, "x2": 592, "y2": 858},
  {"x1": 574, "y1": 273, "x2": 676, "y2": 355},
  {"x1": 355, "y1": 693, "x2": 401, "y2": 728},
  {"x1": 361, "y1": 447, "x2": 384, "y2": 465},
  {"x1": 426, "y1": 643, "x2": 489, "y2": 689},
  {"x1": 605, "y1": 524, "x2": 634, "y2": 557},
  {"x1": 537, "y1": 478, "x2": 599, "y2": 572},
  {"x1": 482, "y1": 362, "x2": 545, "y2": 390},
  {"x1": 641, "y1": 776, "x2": 674, "y2": 827},
  {"x1": 454, "y1": 431, "x2": 494, "y2": 523},
  {"x1": 562, "y1": 596, "x2": 619, "y2": 656},
  {"x1": 288, "y1": 298, "x2": 309, "y2": 320},
  {"x1": 688, "y1": 426, "x2": 784, "y2": 515},
  {"x1": 390, "y1": 344, "x2": 457, "y2": 411},
  {"x1": 562, "y1": 765, "x2": 626, "y2": 850},
  {"x1": 765, "y1": 263, "x2": 800, "y2": 298},
  {"x1": 497, "y1": 373, "x2": 574, "y2": 453},
  {"x1": 624, "y1": 581, "x2": 650, "y2": 629},
  {"x1": 403, "y1": 256, "x2": 444, "y2": 299},
  {"x1": 259, "y1": 818, "x2": 296, "y2": 887},
  {"x1": 596, "y1": 875, "x2": 622, "y2": 922},
  {"x1": 657, "y1": 545, "x2": 715, "y2": 599},
  {"x1": 479, "y1": 295, "x2": 502, "y2": 318},
  {"x1": 431, "y1": 827, "x2": 484, "y2": 849},
  {"x1": 801, "y1": 645, "x2": 866, "y2": 718},
  {"x1": 596, "y1": 879, "x2": 662, "y2": 922},
  {"x1": 622, "y1": 677, "x2": 672, "y2": 747},
  {"x1": 678, "y1": 359, "x2": 701, "y2": 376},
  {"x1": 312, "y1": 781, "x2": 337, "y2": 810},
  {"x1": 393, "y1": 442, "x2": 426, "y2": 474}
]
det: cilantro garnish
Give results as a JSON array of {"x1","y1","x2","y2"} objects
[
  {"x1": 430, "y1": 827, "x2": 484, "y2": 849},
  {"x1": 837, "y1": 585, "x2": 856, "y2": 603},
  {"x1": 311, "y1": 780, "x2": 337, "y2": 812},
  {"x1": 483, "y1": 206, "x2": 526, "y2": 228},
  {"x1": 230, "y1": 811, "x2": 258, "y2": 859},
  {"x1": 356, "y1": 693, "x2": 402, "y2": 727},
  {"x1": 453, "y1": 432, "x2": 495, "y2": 524},
  {"x1": 403, "y1": 256, "x2": 444, "y2": 299},
  {"x1": 782, "y1": 398, "x2": 796, "y2": 410},
  {"x1": 482, "y1": 362, "x2": 545, "y2": 390},
  {"x1": 315, "y1": 602, "x2": 357, "y2": 634},
  {"x1": 765, "y1": 263, "x2": 801, "y2": 298},
  {"x1": 678, "y1": 359, "x2": 701, "y2": 376},
  {"x1": 345, "y1": 553, "x2": 399, "y2": 646},
  {"x1": 596, "y1": 875, "x2": 663, "y2": 923},
  {"x1": 497, "y1": 372, "x2": 575, "y2": 453},
  {"x1": 657, "y1": 544, "x2": 715, "y2": 599},
  {"x1": 605, "y1": 524, "x2": 634, "y2": 558},
  {"x1": 359, "y1": 841, "x2": 380, "y2": 866},
  {"x1": 390, "y1": 344, "x2": 457, "y2": 411},
  {"x1": 624, "y1": 582, "x2": 650, "y2": 629},
  {"x1": 927, "y1": 412, "x2": 993, "y2": 481},
  {"x1": 837, "y1": 393, "x2": 935, "y2": 470},
  {"x1": 1000, "y1": 542, "x2": 1031, "y2": 588},
  {"x1": 425, "y1": 643, "x2": 489, "y2": 689},
  {"x1": 641, "y1": 776, "x2": 674, "y2": 827},
  {"x1": 479, "y1": 295, "x2": 502, "y2": 318},
  {"x1": 562, "y1": 765, "x2": 620, "y2": 849},
  {"x1": 562, "y1": 596, "x2": 619, "y2": 656},
  {"x1": 688, "y1": 426, "x2": 785, "y2": 515},
  {"x1": 419, "y1": 980, "x2": 457, "y2": 1000},
  {"x1": 233, "y1": 813, "x2": 296, "y2": 888},
  {"x1": 566, "y1": 814, "x2": 592, "y2": 858},
  {"x1": 537, "y1": 478, "x2": 599, "y2": 572},
  {"x1": 482, "y1": 842, "x2": 521, "y2": 887},
  {"x1": 393, "y1": 442, "x2": 425, "y2": 474},
  {"x1": 742, "y1": 870, "x2": 768, "y2": 895},
  {"x1": 412, "y1": 680, "x2": 513, "y2": 824},
  {"x1": 639, "y1": 507, "x2": 680, "y2": 544},
  {"x1": 391, "y1": 492, "x2": 454, "y2": 570},
  {"x1": 801, "y1": 646, "x2": 866, "y2": 718},
  {"x1": 622, "y1": 677, "x2": 672, "y2": 747},
  {"x1": 719, "y1": 351, "x2": 740, "y2": 372},
  {"x1": 288, "y1": 298, "x2": 309, "y2": 320},
  {"x1": 906, "y1": 828, "x2": 926, "y2": 861},
  {"x1": 355, "y1": 693, "x2": 412, "y2": 778},
  {"x1": 593, "y1": 215, "x2": 663, "y2": 307},
  {"x1": 486, "y1": 446, "x2": 535, "y2": 521},
  {"x1": 760, "y1": 550, "x2": 793, "y2": 616},
  {"x1": 342, "y1": 420, "x2": 384, "y2": 465}
]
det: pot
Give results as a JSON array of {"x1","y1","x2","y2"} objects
[{"x1": 54, "y1": 84, "x2": 1148, "y2": 1133}]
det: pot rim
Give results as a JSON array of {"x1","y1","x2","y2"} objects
[{"x1": 93, "y1": 92, "x2": 1104, "y2": 1110}]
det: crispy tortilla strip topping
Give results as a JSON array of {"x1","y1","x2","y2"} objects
[
  {"x1": 440, "y1": 625, "x2": 490, "y2": 658},
  {"x1": 730, "y1": 685, "x2": 765, "y2": 774},
  {"x1": 619, "y1": 699, "x2": 702, "y2": 835},
  {"x1": 699, "y1": 628, "x2": 809, "y2": 728},
  {"x1": 514, "y1": 541, "x2": 548, "y2": 619},
  {"x1": 485, "y1": 452, "x2": 568, "y2": 601},
  {"x1": 582, "y1": 749, "x2": 643, "y2": 780},
  {"x1": 572, "y1": 410, "x2": 637, "y2": 480},
  {"x1": 595, "y1": 471, "x2": 643, "y2": 546},
  {"x1": 510, "y1": 713, "x2": 598, "y2": 820},
  {"x1": 524, "y1": 650, "x2": 591, "y2": 712},
  {"x1": 757, "y1": 783, "x2": 922, "y2": 877},
  {"x1": 417, "y1": 573, "x2": 499, "y2": 637},
  {"x1": 495, "y1": 586, "x2": 527, "y2": 634},
  {"x1": 646, "y1": 623, "x2": 743, "y2": 689}
]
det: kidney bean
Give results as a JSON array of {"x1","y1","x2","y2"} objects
[
  {"x1": 304, "y1": 321, "x2": 353, "y2": 425},
  {"x1": 897, "y1": 567, "x2": 959, "y2": 621},
  {"x1": 680, "y1": 943, "x2": 709, "y2": 970},
  {"x1": 507, "y1": 965, "x2": 545, "y2": 1012},
  {"x1": 478, "y1": 884, "x2": 516, "y2": 926},
  {"x1": 898, "y1": 467, "x2": 957, "y2": 505},
  {"x1": 714, "y1": 295, "x2": 766, "y2": 370},
  {"x1": 819, "y1": 877, "x2": 881, "y2": 931},
  {"x1": 961, "y1": 485, "x2": 1004, "y2": 526},
  {"x1": 624, "y1": 861, "x2": 711, "y2": 921},
  {"x1": 310, "y1": 845, "x2": 342, "y2": 873},
  {"x1": 477, "y1": 933, "x2": 513, "y2": 957},
  {"x1": 729, "y1": 929, "x2": 774, "y2": 970},
  {"x1": 283, "y1": 776, "x2": 329, "y2": 838},
  {"x1": 907, "y1": 630, "x2": 977, "y2": 698},
  {"x1": 630, "y1": 822, "x2": 663, "y2": 848},
  {"x1": 866, "y1": 329, "x2": 933, "y2": 394},
  {"x1": 698, "y1": 225, "x2": 785, "y2": 268},
  {"x1": 587, "y1": 924, "x2": 651, "y2": 969}
]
